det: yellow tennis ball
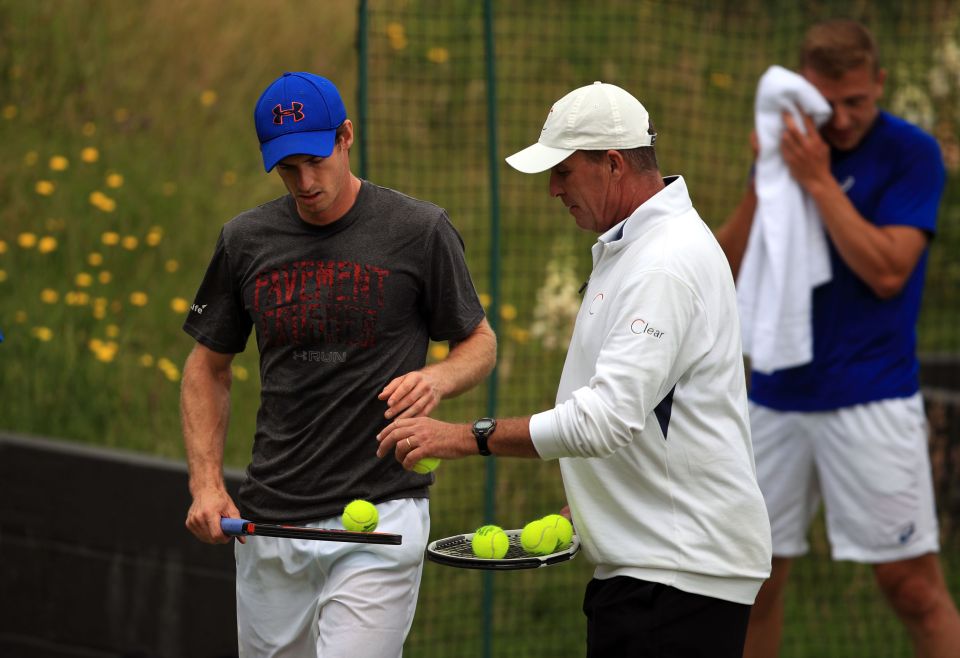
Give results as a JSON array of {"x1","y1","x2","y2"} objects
[
  {"x1": 342, "y1": 499, "x2": 379, "y2": 532},
  {"x1": 541, "y1": 514, "x2": 574, "y2": 550},
  {"x1": 520, "y1": 519, "x2": 558, "y2": 556},
  {"x1": 413, "y1": 457, "x2": 441, "y2": 474},
  {"x1": 471, "y1": 525, "x2": 509, "y2": 559}
]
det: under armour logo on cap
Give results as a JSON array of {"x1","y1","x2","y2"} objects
[{"x1": 272, "y1": 102, "x2": 305, "y2": 125}]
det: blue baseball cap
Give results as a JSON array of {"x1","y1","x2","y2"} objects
[{"x1": 254, "y1": 72, "x2": 347, "y2": 172}]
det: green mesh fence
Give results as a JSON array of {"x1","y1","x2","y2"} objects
[{"x1": 360, "y1": 1, "x2": 960, "y2": 656}]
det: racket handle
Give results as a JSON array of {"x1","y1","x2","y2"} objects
[{"x1": 220, "y1": 517, "x2": 249, "y2": 536}]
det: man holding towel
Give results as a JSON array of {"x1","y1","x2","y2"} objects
[{"x1": 716, "y1": 19, "x2": 960, "y2": 658}]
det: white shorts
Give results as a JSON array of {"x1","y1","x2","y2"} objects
[
  {"x1": 235, "y1": 497, "x2": 430, "y2": 658},
  {"x1": 750, "y1": 394, "x2": 939, "y2": 563}
]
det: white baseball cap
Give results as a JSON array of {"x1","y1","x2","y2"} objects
[{"x1": 505, "y1": 81, "x2": 655, "y2": 174}]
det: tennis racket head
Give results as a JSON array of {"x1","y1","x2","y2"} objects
[
  {"x1": 221, "y1": 518, "x2": 402, "y2": 545},
  {"x1": 425, "y1": 528, "x2": 580, "y2": 570}
]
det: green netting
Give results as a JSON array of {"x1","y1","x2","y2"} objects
[{"x1": 361, "y1": 1, "x2": 960, "y2": 656}]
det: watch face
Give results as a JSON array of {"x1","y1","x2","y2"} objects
[{"x1": 474, "y1": 418, "x2": 495, "y2": 432}]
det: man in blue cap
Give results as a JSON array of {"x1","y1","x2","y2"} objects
[{"x1": 180, "y1": 72, "x2": 496, "y2": 657}]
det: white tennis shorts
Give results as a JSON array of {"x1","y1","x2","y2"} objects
[
  {"x1": 750, "y1": 393, "x2": 939, "y2": 563},
  {"x1": 235, "y1": 497, "x2": 430, "y2": 658}
]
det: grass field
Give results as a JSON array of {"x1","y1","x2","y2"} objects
[
  {"x1": 2, "y1": 1, "x2": 960, "y2": 656},
  {"x1": 0, "y1": 0, "x2": 362, "y2": 459}
]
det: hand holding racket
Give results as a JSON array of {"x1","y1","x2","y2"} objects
[{"x1": 221, "y1": 518, "x2": 402, "y2": 545}]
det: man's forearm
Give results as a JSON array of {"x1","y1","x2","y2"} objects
[
  {"x1": 806, "y1": 178, "x2": 927, "y2": 298},
  {"x1": 181, "y1": 350, "x2": 233, "y2": 494},
  {"x1": 425, "y1": 317, "x2": 497, "y2": 399},
  {"x1": 714, "y1": 185, "x2": 757, "y2": 280},
  {"x1": 486, "y1": 416, "x2": 539, "y2": 458}
]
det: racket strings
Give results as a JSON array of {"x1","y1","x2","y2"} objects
[{"x1": 433, "y1": 534, "x2": 530, "y2": 559}]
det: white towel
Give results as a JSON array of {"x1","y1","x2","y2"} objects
[{"x1": 737, "y1": 65, "x2": 833, "y2": 374}]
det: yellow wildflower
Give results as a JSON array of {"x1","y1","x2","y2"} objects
[
  {"x1": 200, "y1": 90, "x2": 218, "y2": 107},
  {"x1": 81, "y1": 147, "x2": 99, "y2": 163},
  {"x1": 157, "y1": 357, "x2": 181, "y2": 382},
  {"x1": 129, "y1": 291, "x2": 148, "y2": 306},
  {"x1": 105, "y1": 324, "x2": 120, "y2": 338},
  {"x1": 139, "y1": 354, "x2": 155, "y2": 367},
  {"x1": 17, "y1": 232, "x2": 37, "y2": 248},
  {"x1": 40, "y1": 289, "x2": 59, "y2": 304},
  {"x1": 232, "y1": 365, "x2": 249, "y2": 381},
  {"x1": 387, "y1": 22, "x2": 407, "y2": 51},
  {"x1": 35, "y1": 180, "x2": 55, "y2": 196},
  {"x1": 98, "y1": 271, "x2": 112, "y2": 284},
  {"x1": 49, "y1": 155, "x2": 69, "y2": 171},
  {"x1": 101, "y1": 231, "x2": 120, "y2": 246},
  {"x1": 65, "y1": 291, "x2": 90, "y2": 306},
  {"x1": 710, "y1": 72, "x2": 733, "y2": 89},
  {"x1": 500, "y1": 303, "x2": 518, "y2": 321},
  {"x1": 75, "y1": 272, "x2": 93, "y2": 287},
  {"x1": 170, "y1": 297, "x2": 190, "y2": 313},
  {"x1": 164, "y1": 259, "x2": 179, "y2": 273},
  {"x1": 88, "y1": 252, "x2": 104, "y2": 266},
  {"x1": 31, "y1": 326, "x2": 53, "y2": 341},
  {"x1": 94, "y1": 341, "x2": 118, "y2": 362},
  {"x1": 89, "y1": 190, "x2": 117, "y2": 212},
  {"x1": 37, "y1": 236, "x2": 58, "y2": 253},
  {"x1": 427, "y1": 47, "x2": 450, "y2": 64},
  {"x1": 430, "y1": 343, "x2": 449, "y2": 361},
  {"x1": 509, "y1": 327, "x2": 531, "y2": 344},
  {"x1": 105, "y1": 172, "x2": 124, "y2": 188},
  {"x1": 121, "y1": 235, "x2": 138, "y2": 250}
]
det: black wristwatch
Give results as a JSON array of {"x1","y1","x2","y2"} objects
[{"x1": 471, "y1": 417, "x2": 497, "y2": 456}]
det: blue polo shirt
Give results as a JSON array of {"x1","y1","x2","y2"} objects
[{"x1": 750, "y1": 111, "x2": 946, "y2": 412}]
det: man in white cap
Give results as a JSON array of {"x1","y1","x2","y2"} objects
[{"x1": 376, "y1": 81, "x2": 772, "y2": 657}]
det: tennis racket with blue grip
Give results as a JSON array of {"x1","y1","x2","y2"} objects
[{"x1": 221, "y1": 518, "x2": 402, "y2": 545}]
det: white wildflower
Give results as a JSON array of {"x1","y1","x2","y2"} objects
[
  {"x1": 530, "y1": 237, "x2": 583, "y2": 351},
  {"x1": 890, "y1": 83, "x2": 934, "y2": 132}
]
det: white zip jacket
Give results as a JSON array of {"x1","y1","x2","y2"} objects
[{"x1": 530, "y1": 176, "x2": 772, "y2": 605}]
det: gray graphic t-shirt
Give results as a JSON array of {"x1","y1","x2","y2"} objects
[{"x1": 183, "y1": 181, "x2": 485, "y2": 522}]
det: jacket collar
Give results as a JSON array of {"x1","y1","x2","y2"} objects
[{"x1": 595, "y1": 175, "x2": 691, "y2": 251}]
